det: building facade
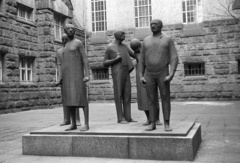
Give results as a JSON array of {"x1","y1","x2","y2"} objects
[
  {"x1": 0, "y1": 0, "x2": 85, "y2": 113},
  {"x1": 80, "y1": 0, "x2": 240, "y2": 101}
]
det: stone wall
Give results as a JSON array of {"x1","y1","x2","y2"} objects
[
  {"x1": 0, "y1": 0, "x2": 85, "y2": 114},
  {"x1": 87, "y1": 19, "x2": 240, "y2": 101}
]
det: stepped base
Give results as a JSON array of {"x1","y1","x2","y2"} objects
[{"x1": 22, "y1": 122, "x2": 201, "y2": 161}]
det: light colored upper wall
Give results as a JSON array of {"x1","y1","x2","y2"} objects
[
  {"x1": 71, "y1": 0, "x2": 85, "y2": 28},
  {"x1": 72, "y1": 0, "x2": 236, "y2": 32},
  {"x1": 152, "y1": 0, "x2": 182, "y2": 25},
  {"x1": 203, "y1": 0, "x2": 234, "y2": 21}
]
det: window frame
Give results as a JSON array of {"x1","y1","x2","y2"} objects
[
  {"x1": 134, "y1": 0, "x2": 152, "y2": 28},
  {"x1": 182, "y1": 0, "x2": 202, "y2": 24},
  {"x1": 92, "y1": 68, "x2": 109, "y2": 80},
  {"x1": 54, "y1": 13, "x2": 66, "y2": 41},
  {"x1": 184, "y1": 62, "x2": 205, "y2": 76},
  {"x1": 19, "y1": 57, "x2": 34, "y2": 82},
  {"x1": 91, "y1": 0, "x2": 107, "y2": 32},
  {"x1": 17, "y1": 3, "x2": 33, "y2": 21}
]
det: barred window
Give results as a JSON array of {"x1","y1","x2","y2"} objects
[
  {"x1": 184, "y1": 63, "x2": 205, "y2": 76},
  {"x1": 92, "y1": 68, "x2": 109, "y2": 80},
  {"x1": 54, "y1": 13, "x2": 66, "y2": 40},
  {"x1": 91, "y1": 0, "x2": 107, "y2": 32},
  {"x1": 0, "y1": 54, "x2": 3, "y2": 82},
  {"x1": 17, "y1": 3, "x2": 33, "y2": 21},
  {"x1": 182, "y1": 0, "x2": 202, "y2": 24},
  {"x1": 19, "y1": 57, "x2": 34, "y2": 82},
  {"x1": 135, "y1": 0, "x2": 152, "y2": 28}
]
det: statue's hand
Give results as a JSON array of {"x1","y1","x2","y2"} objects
[
  {"x1": 55, "y1": 79, "x2": 62, "y2": 87},
  {"x1": 141, "y1": 77, "x2": 146, "y2": 87},
  {"x1": 164, "y1": 75, "x2": 173, "y2": 83},
  {"x1": 83, "y1": 76, "x2": 90, "y2": 82},
  {"x1": 116, "y1": 53, "x2": 122, "y2": 60}
]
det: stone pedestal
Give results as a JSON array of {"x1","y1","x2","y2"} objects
[{"x1": 22, "y1": 122, "x2": 201, "y2": 161}]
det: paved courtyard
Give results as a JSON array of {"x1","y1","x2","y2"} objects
[{"x1": 0, "y1": 101, "x2": 240, "y2": 163}]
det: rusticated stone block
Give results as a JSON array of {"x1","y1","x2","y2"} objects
[
  {"x1": 214, "y1": 69, "x2": 229, "y2": 75},
  {"x1": 190, "y1": 93, "x2": 205, "y2": 98}
]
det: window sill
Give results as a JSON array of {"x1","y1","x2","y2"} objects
[
  {"x1": 16, "y1": 18, "x2": 36, "y2": 27},
  {"x1": 19, "y1": 82, "x2": 37, "y2": 86},
  {"x1": 0, "y1": 81, "x2": 7, "y2": 85},
  {"x1": 183, "y1": 76, "x2": 207, "y2": 81},
  {"x1": 90, "y1": 80, "x2": 111, "y2": 84}
]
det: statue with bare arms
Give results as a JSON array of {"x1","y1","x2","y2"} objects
[{"x1": 140, "y1": 19, "x2": 178, "y2": 131}]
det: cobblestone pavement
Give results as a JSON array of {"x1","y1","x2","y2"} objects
[{"x1": 0, "y1": 101, "x2": 240, "y2": 163}]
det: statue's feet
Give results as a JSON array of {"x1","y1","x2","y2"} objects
[
  {"x1": 156, "y1": 120, "x2": 163, "y2": 126},
  {"x1": 80, "y1": 125, "x2": 89, "y2": 131},
  {"x1": 118, "y1": 120, "x2": 128, "y2": 124},
  {"x1": 145, "y1": 122, "x2": 156, "y2": 131},
  {"x1": 65, "y1": 125, "x2": 77, "y2": 131},
  {"x1": 164, "y1": 123, "x2": 172, "y2": 132},
  {"x1": 143, "y1": 120, "x2": 150, "y2": 126},
  {"x1": 59, "y1": 122, "x2": 70, "y2": 126},
  {"x1": 128, "y1": 119, "x2": 137, "y2": 123}
]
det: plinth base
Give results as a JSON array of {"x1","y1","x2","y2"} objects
[{"x1": 22, "y1": 122, "x2": 201, "y2": 161}]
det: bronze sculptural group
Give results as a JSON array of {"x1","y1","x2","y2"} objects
[{"x1": 55, "y1": 19, "x2": 178, "y2": 132}]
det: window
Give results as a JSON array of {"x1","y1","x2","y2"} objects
[
  {"x1": 0, "y1": 55, "x2": 3, "y2": 82},
  {"x1": 184, "y1": 63, "x2": 205, "y2": 76},
  {"x1": 17, "y1": 3, "x2": 33, "y2": 21},
  {"x1": 92, "y1": 68, "x2": 109, "y2": 80},
  {"x1": 54, "y1": 13, "x2": 66, "y2": 40},
  {"x1": 19, "y1": 57, "x2": 34, "y2": 82},
  {"x1": 91, "y1": 0, "x2": 107, "y2": 32},
  {"x1": 134, "y1": 0, "x2": 152, "y2": 28},
  {"x1": 182, "y1": 0, "x2": 202, "y2": 24}
]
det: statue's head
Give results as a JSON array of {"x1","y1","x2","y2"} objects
[
  {"x1": 114, "y1": 30, "x2": 125, "y2": 41},
  {"x1": 61, "y1": 33, "x2": 68, "y2": 45},
  {"x1": 130, "y1": 38, "x2": 141, "y2": 52},
  {"x1": 64, "y1": 24, "x2": 75, "y2": 36},
  {"x1": 150, "y1": 19, "x2": 163, "y2": 33}
]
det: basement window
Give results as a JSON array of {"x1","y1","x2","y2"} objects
[
  {"x1": 92, "y1": 68, "x2": 109, "y2": 80},
  {"x1": 184, "y1": 63, "x2": 205, "y2": 76}
]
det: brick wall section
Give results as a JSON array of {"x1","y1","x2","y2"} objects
[
  {"x1": 87, "y1": 19, "x2": 240, "y2": 101},
  {"x1": 0, "y1": 1, "x2": 62, "y2": 114}
]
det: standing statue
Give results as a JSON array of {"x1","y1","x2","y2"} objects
[
  {"x1": 130, "y1": 38, "x2": 162, "y2": 126},
  {"x1": 140, "y1": 19, "x2": 178, "y2": 131},
  {"x1": 62, "y1": 24, "x2": 90, "y2": 131},
  {"x1": 55, "y1": 34, "x2": 81, "y2": 126},
  {"x1": 103, "y1": 30, "x2": 136, "y2": 124}
]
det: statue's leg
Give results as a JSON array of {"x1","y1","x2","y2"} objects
[
  {"x1": 65, "y1": 107, "x2": 77, "y2": 131},
  {"x1": 155, "y1": 96, "x2": 162, "y2": 125},
  {"x1": 145, "y1": 74, "x2": 157, "y2": 131},
  {"x1": 158, "y1": 76, "x2": 172, "y2": 131},
  {"x1": 113, "y1": 73, "x2": 127, "y2": 124},
  {"x1": 60, "y1": 85, "x2": 70, "y2": 126},
  {"x1": 143, "y1": 111, "x2": 150, "y2": 125},
  {"x1": 80, "y1": 104, "x2": 89, "y2": 131},
  {"x1": 123, "y1": 71, "x2": 136, "y2": 122},
  {"x1": 60, "y1": 106, "x2": 71, "y2": 126},
  {"x1": 75, "y1": 108, "x2": 81, "y2": 126}
]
